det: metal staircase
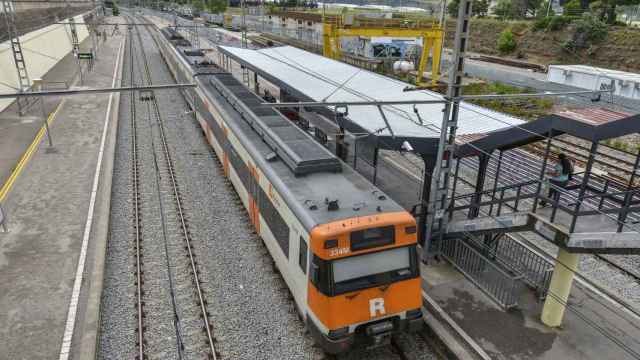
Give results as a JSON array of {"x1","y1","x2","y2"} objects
[{"x1": 2, "y1": 0, "x2": 34, "y2": 115}]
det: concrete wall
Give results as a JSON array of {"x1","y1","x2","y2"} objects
[
  {"x1": 0, "y1": 13, "x2": 90, "y2": 112},
  {"x1": 548, "y1": 65, "x2": 640, "y2": 100}
]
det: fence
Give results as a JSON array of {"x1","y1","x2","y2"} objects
[
  {"x1": 465, "y1": 234, "x2": 553, "y2": 300},
  {"x1": 441, "y1": 237, "x2": 524, "y2": 309}
]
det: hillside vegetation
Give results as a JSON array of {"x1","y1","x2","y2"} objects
[{"x1": 444, "y1": 18, "x2": 640, "y2": 72}]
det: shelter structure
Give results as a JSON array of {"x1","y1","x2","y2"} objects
[{"x1": 214, "y1": 44, "x2": 640, "y2": 327}]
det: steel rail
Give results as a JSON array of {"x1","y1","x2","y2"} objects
[
  {"x1": 135, "y1": 16, "x2": 218, "y2": 359},
  {"x1": 126, "y1": 19, "x2": 145, "y2": 360}
]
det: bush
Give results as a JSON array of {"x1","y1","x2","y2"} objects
[
  {"x1": 497, "y1": 29, "x2": 517, "y2": 53},
  {"x1": 549, "y1": 15, "x2": 572, "y2": 30},
  {"x1": 112, "y1": 4, "x2": 119, "y2": 16},
  {"x1": 563, "y1": 13, "x2": 608, "y2": 51},
  {"x1": 563, "y1": 0, "x2": 582, "y2": 15},
  {"x1": 575, "y1": 13, "x2": 608, "y2": 41},
  {"x1": 494, "y1": 0, "x2": 514, "y2": 19},
  {"x1": 533, "y1": 16, "x2": 551, "y2": 30}
]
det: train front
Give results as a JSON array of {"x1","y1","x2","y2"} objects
[{"x1": 307, "y1": 212, "x2": 423, "y2": 354}]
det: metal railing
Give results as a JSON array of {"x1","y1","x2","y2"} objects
[
  {"x1": 441, "y1": 237, "x2": 524, "y2": 310},
  {"x1": 465, "y1": 235, "x2": 553, "y2": 300},
  {"x1": 451, "y1": 166, "x2": 640, "y2": 233}
]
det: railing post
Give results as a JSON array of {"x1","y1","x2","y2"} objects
[
  {"x1": 533, "y1": 136, "x2": 553, "y2": 212},
  {"x1": 551, "y1": 188, "x2": 560, "y2": 222},
  {"x1": 617, "y1": 149, "x2": 640, "y2": 232},
  {"x1": 469, "y1": 152, "x2": 490, "y2": 219},
  {"x1": 598, "y1": 179, "x2": 609, "y2": 210},
  {"x1": 489, "y1": 150, "x2": 503, "y2": 215},
  {"x1": 570, "y1": 142, "x2": 598, "y2": 233},
  {"x1": 497, "y1": 188, "x2": 506, "y2": 216},
  {"x1": 449, "y1": 159, "x2": 461, "y2": 221}
]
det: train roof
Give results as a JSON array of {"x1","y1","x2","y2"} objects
[
  {"x1": 198, "y1": 76, "x2": 407, "y2": 230},
  {"x1": 158, "y1": 26, "x2": 408, "y2": 230}
]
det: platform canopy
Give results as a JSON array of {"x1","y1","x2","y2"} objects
[{"x1": 218, "y1": 45, "x2": 526, "y2": 155}]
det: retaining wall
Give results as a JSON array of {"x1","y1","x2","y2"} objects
[{"x1": 0, "y1": 13, "x2": 90, "y2": 112}]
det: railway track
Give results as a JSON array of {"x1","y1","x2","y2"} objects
[
  {"x1": 125, "y1": 14, "x2": 218, "y2": 360},
  {"x1": 525, "y1": 136, "x2": 639, "y2": 186}
]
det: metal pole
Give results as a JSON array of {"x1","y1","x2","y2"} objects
[
  {"x1": 617, "y1": 149, "x2": 640, "y2": 232},
  {"x1": 449, "y1": 157, "x2": 461, "y2": 221},
  {"x1": 438, "y1": 0, "x2": 447, "y2": 76},
  {"x1": 418, "y1": 155, "x2": 437, "y2": 247},
  {"x1": 33, "y1": 79, "x2": 53, "y2": 147},
  {"x1": 0, "y1": 83, "x2": 198, "y2": 99},
  {"x1": 423, "y1": 0, "x2": 473, "y2": 261},
  {"x1": 489, "y1": 150, "x2": 503, "y2": 215},
  {"x1": 533, "y1": 136, "x2": 552, "y2": 212},
  {"x1": 0, "y1": 202, "x2": 8, "y2": 233},
  {"x1": 469, "y1": 153, "x2": 490, "y2": 219},
  {"x1": 570, "y1": 142, "x2": 598, "y2": 232},
  {"x1": 372, "y1": 147, "x2": 379, "y2": 185}
]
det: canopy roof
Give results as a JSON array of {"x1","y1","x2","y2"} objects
[
  {"x1": 219, "y1": 45, "x2": 525, "y2": 154},
  {"x1": 218, "y1": 45, "x2": 640, "y2": 157}
]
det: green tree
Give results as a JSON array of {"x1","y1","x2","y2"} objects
[
  {"x1": 493, "y1": 0, "x2": 515, "y2": 18},
  {"x1": 207, "y1": 0, "x2": 226, "y2": 13},
  {"x1": 473, "y1": 0, "x2": 490, "y2": 16},
  {"x1": 448, "y1": 0, "x2": 490, "y2": 17},
  {"x1": 191, "y1": 0, "x2": 204, "y2": 12},
  {"x1": 563, "y1": 0, "x2": 583, "y2": 16}
]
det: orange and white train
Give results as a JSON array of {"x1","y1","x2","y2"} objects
[{"x1": 154, "y1": 26, "x2": 423, "y2": 353}]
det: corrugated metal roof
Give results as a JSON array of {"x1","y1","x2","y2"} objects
[
  {"x1": 556, "y1": 107, "x2": 632, "y2": 125},
  {"x1": 219, "y1": 45, "x2": 526, "y2": 139}
]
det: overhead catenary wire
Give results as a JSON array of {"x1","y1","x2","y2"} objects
[
  {"x1": 233, "y1": 44, "x2": 640, "y2": 234},
  {"x1": 237, "y1": 25, "x2": 640, "y2": 360},
  {"x1": 161, "y1": 8, "x2": 640, "y2": 357},
  {"x1": 230, "y1": 46, "x2": 639, "y2": 235}
]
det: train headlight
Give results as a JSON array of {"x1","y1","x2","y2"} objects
[{"x1": 406, "y1": 308, "x2": 422, "y2": 320}]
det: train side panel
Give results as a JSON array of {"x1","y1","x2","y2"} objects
[{"x1": 154, "y1": 28, "x2": 311, "y2": 319}]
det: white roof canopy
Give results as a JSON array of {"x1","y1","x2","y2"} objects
[{"x1": 219, "y1": 45, "x2": 525, "y2": 140}]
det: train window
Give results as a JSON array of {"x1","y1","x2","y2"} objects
[
  {"x1": 299, "y1": 237, "x2": 308, "y2": 274},
  {"x1": 310, "y1": 255, "x2": 331, "y2": 294},
  {"x1": 350, "y1": 226, "x2": 395, "y2": 251},
  {"x1": 331, "y1": 246, "x2": 418, "y2": 295}
]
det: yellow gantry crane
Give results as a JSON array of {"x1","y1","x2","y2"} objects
[{"x1": 322, "y1": 15, "x2": 444, "y2": 88}]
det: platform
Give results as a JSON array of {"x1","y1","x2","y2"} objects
[
  {"x1": 422, "y1": 261, "x2": 640, "y2": 359},
  {"x1": 0, "y1": 19, "x2": 124, "y2": 360}
]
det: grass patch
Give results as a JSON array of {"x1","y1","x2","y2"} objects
[{"x1": 463, "y1": 82, "x2": 555, "y2": 120}]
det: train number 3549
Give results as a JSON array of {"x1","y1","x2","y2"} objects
[{"x1": 328, "y1": 247, "x2": 349, "y2": 257}]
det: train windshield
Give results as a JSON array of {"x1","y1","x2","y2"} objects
[{"x1": 331, "y1": 246, "x2": 418, "y2": 295}]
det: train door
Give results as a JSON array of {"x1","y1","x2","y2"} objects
[
  {"x1": 248, "y1": 163, "x2": 260, "y2": 235},
  {"x1": 292, "y1": 232, "x2": 310, "y2": 319}
]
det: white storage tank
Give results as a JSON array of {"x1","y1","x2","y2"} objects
[
  {"x1": 393, "y1": 60, "x2": 415, "y2": 74},
  {"x1": 547, "y1": 65, "x2": 640, "y2": 100}
]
